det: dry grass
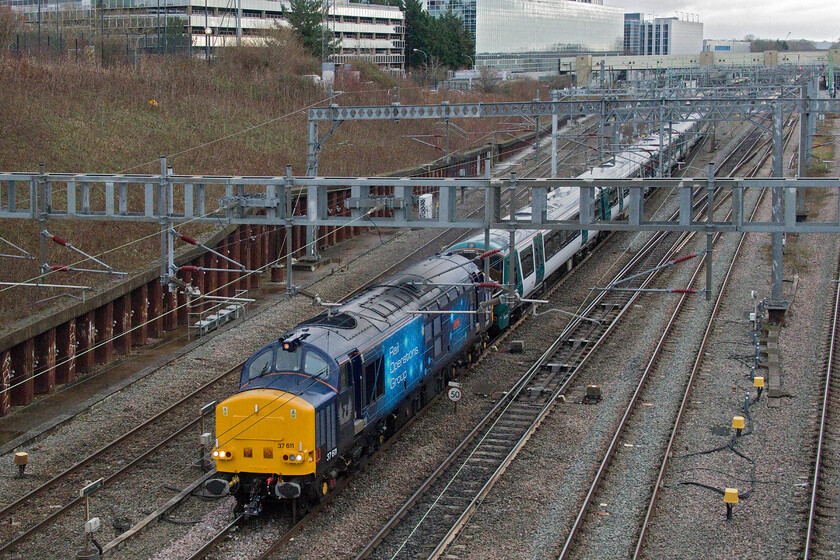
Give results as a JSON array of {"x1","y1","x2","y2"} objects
[{"x1": 0, "y1": 47, "x2": 545, "y2": 330}]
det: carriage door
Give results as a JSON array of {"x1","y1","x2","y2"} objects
[
  {"x1": 337, "y1": 357, "x2": 356, "y2": 445},
  {"x1": 533, "y1": 235, "x2": 545, "y2": 284}
]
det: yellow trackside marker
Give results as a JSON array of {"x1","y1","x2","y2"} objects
[
  {"x1": 724, "y1": 488, "x2": 739, "y2": 520},
  {"x1": 732, "y1": 416, "x2": 745, "y2": 437}
]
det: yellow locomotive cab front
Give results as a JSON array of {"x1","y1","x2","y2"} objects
[{"x1": 213, "y1": 388, "x2": 316, "y2": 477}]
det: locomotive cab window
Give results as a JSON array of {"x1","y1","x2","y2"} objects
[
  {"x1": 304, "y1": 352, "x2": 329, "y2": 378},
  {"x1": 247, "y1": 348, "x2": 274, "y2": 380},
  {"x1": 339, "y1": 362, "x2": 350, "y2": 390},
  {"x1": 275, "y1": 346, "x2": 302, "y2": 372}
]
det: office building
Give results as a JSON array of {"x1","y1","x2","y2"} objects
[
  {"x1": 624, "y1": 13, "x2": 703, "y2": 56},
  {"x1": 425, "y1": 0, "x2": 624, "y2": 74},
  {"x1": 8, "y1": 0, "x2": 406, "y2": 71}
]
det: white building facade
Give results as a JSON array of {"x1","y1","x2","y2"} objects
[
  {"x1": 625, "y1": 13, "x2": 703, "y2": 56},
  {"x1": 703, "y1": 39, "x2": 750, "y2": 53},
  {"x1": 8, "y1": 0, "x2": 405, "y2": 71}
]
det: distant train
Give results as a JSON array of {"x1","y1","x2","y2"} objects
[{"x1": 206, "y1": 119, "x2": 704, "y2": 515}]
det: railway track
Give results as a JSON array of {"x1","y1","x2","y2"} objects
[
  {"x1": 802, "y1": 211, "x2": 840, "y2": 559},
  {"x1": 629, "y1": 115, "x2": 797, "y2": 559},
  {"x1": 350, "y1": 165, "x2": 724, "y2": 560},
  {"x1": 0, "y1": 121, "x2": 597, "y2": 559},
  {"x1": 346, "y1": 115, "x2": 785, "y2": 560},
  {"x1": 559, "y1": 120, "x2": 786, "y2": 559}
]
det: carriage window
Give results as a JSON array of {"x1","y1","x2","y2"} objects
[
  {"x1": 561, "y1": 230, "x2": 581, "y2": 249},
  {"x1": 520, "y1": 246, "x2": 535, "y2": 278},
  {"x1": 247, "y1": 348, "x2": 274, "y2": 380},
  {"x1": 544, "y1": 232, "x2": 562, "y2": 257}
]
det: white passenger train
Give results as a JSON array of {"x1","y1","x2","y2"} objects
[{"x1": 446, "y1": 118, "x2": 703, "y2": 329}]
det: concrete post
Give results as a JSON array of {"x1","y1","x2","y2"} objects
[
  {"x1": 76, "y1": 311, "x2": 96, "y2": 372},
  {"x1": 113, "y1": 294, "x2": 131, "y2": 353},
  {"x1": 94, "y1": 302, "x2": 113, "y2": 364},
  {"x1": 11, "y1": 340, "x2": 34, "y2": 406},
  {"x1": 1, "y1": 350, "x2": 10, "y2": 416},
  {"x1": 132, "y1": 284, "x2": 148, "y2": 345}
]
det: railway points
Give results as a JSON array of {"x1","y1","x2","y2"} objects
[{"x1": 0, "y1": 68, "x2": 838, "y2": 560}]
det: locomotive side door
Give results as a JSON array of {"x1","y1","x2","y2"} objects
[
  {"x1": 348, "y1": 350, "x2": 365, "y2": 436},
  {"x1": 337, "y1": 356, "x2": 356, "y2": 449}
]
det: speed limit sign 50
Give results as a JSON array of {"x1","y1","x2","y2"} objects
[{"x1": 448, "y1": 387, "x2": 462, "y2": 402}]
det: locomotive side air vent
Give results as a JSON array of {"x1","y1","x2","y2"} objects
[{"x1": 301, "y1": 312, "x2": 357, "y2": 329}]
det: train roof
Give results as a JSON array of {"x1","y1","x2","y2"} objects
[
  {"x1": 240, "y1": 253, "x2": 481, "y2": 401},
  {"x1": 449, "y1": 186, "x2": 580, "y2": 253},
  {"x1": 289, "y1": 253, "x2": 480, "y2": 356}
]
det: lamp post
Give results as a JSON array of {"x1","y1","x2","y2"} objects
[
  {"x1": 204, "y1": 26, "x2": 212, "y2": 61},
  {"x1": 465, "y1": 54, "x2": 474, "y2": 70},
  {"x1": 413, "y1": 47, "x2": 428, "y2": 65}
]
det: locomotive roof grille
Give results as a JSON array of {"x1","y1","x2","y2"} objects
[{"x1": 301, "y1": 312, "x2": 358, "y2": 329}]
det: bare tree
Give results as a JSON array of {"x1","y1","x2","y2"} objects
[
  {"x1": 0, "y1": 6, "x2": 23, "y2": 50},
  {"x1": 475, "y1": 65, "x2": 501, "y2": 93}
]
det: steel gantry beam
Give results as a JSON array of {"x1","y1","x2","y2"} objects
[
  {"x1": 308, "y1": 96, "x2": 840, "y2": 126},
  {"x1": 3, "y1": 172, "x2": 840, "y2": 233},
  {"x1": 3, "y1": 170, "x2": 840, "y2": 315}
]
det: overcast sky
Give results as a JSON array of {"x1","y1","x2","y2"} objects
[{"x1": 607, "y1": 0, "x2": 839, "y2": 42}]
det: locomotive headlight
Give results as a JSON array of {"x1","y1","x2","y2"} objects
[
  {"x1": 212, "y1": 451, "x2": 219, "y2": 458},
  {"x1": 296, "y1": 454, "x2": 303, "y2": 462}
]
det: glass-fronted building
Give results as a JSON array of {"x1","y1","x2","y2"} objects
[{"x1": 425, "y1": 0, "x2": 623, "y2": 74}]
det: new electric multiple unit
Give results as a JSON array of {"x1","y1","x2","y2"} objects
[{"x1": 209, "y1": 121, "x2": 703, "y2": 514}]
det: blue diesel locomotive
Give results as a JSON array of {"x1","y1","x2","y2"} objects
[{"x1": 210, "y1": 254, "x2": 492, "y2": 514}]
